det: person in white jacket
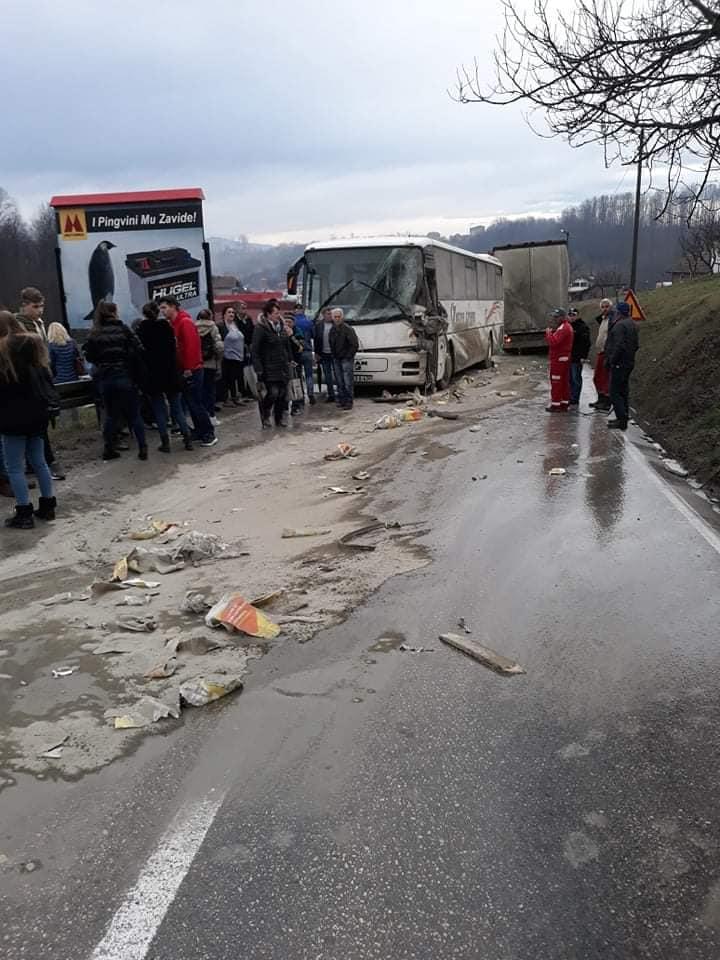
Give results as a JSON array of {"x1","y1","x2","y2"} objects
[{"x1": 590, "y1": 298, "x2": 614, "y2": 411}]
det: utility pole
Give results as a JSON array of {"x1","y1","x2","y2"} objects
[{"x1": 630, "y1": 130, "x2": 645, "y2": 290}]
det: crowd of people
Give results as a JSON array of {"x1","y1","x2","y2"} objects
[
  {"x1": 0, "y1": 286, "x2": 361, "y2": 530},
  {"x1": 544, "y1": 298, "x2": 639, "y2": 427}
]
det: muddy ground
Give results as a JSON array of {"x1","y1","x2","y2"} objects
[{"x1": 0, "y1": 358, "x2": 538, "y2": 782}]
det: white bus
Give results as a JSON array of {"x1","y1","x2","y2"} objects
[{"x1": 287, "y1": 236, "x2": 503, "y2": 389}]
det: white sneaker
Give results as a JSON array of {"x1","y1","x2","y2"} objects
[{"x1": 201, "y1": 437, "x2": 218, "y2": 447}]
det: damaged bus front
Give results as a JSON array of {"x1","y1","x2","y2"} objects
[{"x1": 287, "y1": 237, "x2": 503, "y2": 389}]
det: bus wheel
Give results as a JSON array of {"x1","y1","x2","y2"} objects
[
  {"x1": 480, "y1": 334, "x2": 494, "y2": 370},
  {"x1": 438, "y1": 345, "x2": 454, "y2": 389}
]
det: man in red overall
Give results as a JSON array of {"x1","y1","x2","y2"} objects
[{"x1": 545, "y1": 308, "x2": 574, "y2": 412}]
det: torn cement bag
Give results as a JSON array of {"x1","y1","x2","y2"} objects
[
  {"x1": 179, "y1": 673, "x2": 244, "y2": 707},
  {"x1": 115, "y1": 616, "x2": 157, "y2": 633},
  {"x1": 129, "y1": 520, "x2": 176, "y2": 541},
  {"x1": 144, "y1": 656, "x2": 178, "y2": 679},
  {"x1": 205, "y1": 594, "x2": 281, "y2": 639},
  {"x1": 112, "y1": 694, "x2": 181, "y2": 729}
]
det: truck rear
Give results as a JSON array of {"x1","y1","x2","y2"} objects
[{"x1": 492, "y1": 240, "x2": 569, "y2": 352}]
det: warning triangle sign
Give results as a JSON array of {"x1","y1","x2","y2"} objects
[{"x1": 624, "y1": 289, "x2": 646, "y2": 321}]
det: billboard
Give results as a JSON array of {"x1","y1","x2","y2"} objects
[{"x1": 50, "y1": 189, "x2": 211, "y2": 330}]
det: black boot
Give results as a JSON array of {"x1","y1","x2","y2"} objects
[
  {"x1": 103, "y1": 446, "x2": 120, "y2": 461},
  {"x1": 34, "y1": 496, "x2": 56, "y2": 521},
  {"x1": 158, "y1": 435, "x2": 171, "y2": 453},
  {"x1": 183, "y1": 434, "x2": 194, "y2": 451},
  {"x1": 138, "y1": 446, "x2": 148, "y2": 461},
  {"x1": 5, "y1": 504, "x2": 34, "y2": 529}
]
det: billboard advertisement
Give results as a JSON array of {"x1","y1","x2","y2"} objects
[{"x1": 50, "y1": 189, "x2": 211, "y2": 330}]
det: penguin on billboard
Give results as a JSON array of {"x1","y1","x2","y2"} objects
[{"x1": 84, "y1": 240, "x2": 116, "y2": 321}]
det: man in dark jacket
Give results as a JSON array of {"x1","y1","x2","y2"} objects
[
  {"x1": 252, "y1": 302, "x2": 292, "y2": 428},
  {"x1": 329, "y1": 308, "x2": 359, "y2": 410},
  {"x1": 605, "y1": 301, "x2": 639, "y2": 431},
  {"x1": 568, "y1": 308, "x2": 591, "y2": 407}
]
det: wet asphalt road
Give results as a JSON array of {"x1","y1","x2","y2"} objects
[{"x1": 3, "y1": 372, "x2": 720, "y2": 959}]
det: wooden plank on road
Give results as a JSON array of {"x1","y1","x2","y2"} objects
[{"x1": 439, "y1": 633, "x2": 525, "y2": 676}]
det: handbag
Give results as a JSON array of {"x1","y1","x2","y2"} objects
[{"x1": 288, "y1": 375, "x2": 305, "y2": 402}]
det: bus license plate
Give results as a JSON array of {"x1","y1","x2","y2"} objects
[{"x1": 354, "y1": 374, "x2": 373, "y2": 382}]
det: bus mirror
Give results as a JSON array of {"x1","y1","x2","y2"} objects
[{"x1": 286, "y1": 257, "x2": 305, "y2": 296}]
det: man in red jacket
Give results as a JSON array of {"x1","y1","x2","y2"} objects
[
  {"x1": 158, "y1": 297, "x2": 217, "y2": 447},
  {"x1": 545, "y1": 308, "x2": 574, "y2": 412}
]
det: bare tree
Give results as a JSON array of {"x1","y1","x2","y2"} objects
[
  {"x1": 679, "y1": 203, "x2": 720, "y2": 275},
  {"x1": 456, "y1": 0, "x2": 720, "y2": 218}
]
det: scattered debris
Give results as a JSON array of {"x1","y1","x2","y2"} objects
[
  {"x1": 319, "y1": 425, "x2": 339, "y2": 432},
  {"x1": 399, "y1": 643, "x2": 433, "y2": 653},
  {"x1": 0, "y1": 673, "x2": 13, "y2": 680},
  {"x1": 38, "y1": 733, "x2": 69, "y2": 759},
  {"x1": 179, "y1": 674, "x2": 244, "y2": 707},
  {"x1": 471, "y1": 475, "x2": 488, "y2": 481},
  {"x1": 427, "y1": 409, "x2": 460, "y2": 421},
  {"x1": 172, "y1": 635, "x2": 226, "y2": 656},
  {"x1": 41, "y1": 591, "x2": 90, "y2": 606},
  {"x1": 339, "y1": 520, "x2": 402, "y2": 552},
  {"x1": 457, "y1": 617, "x2": 472, "y2": 635},
  {"x1": 274, "y1": 613, "x2": 326, "y2": 625},
  {"x1": 93, "y1": 638, "x2": 146, "y2": 655},
  {"x1": 469, "y1": 425, "x2": 483, "y2": 433},
  {"x1": 129, "y1": 520, "x2": 176, "y2": 541},
  {"x1": 51, "y1": 667, "x2": 77, "y2": 679},
  {"x1": 249, "y1": 590, "x2": 284, "y2": 608},
  {"x1": 512, "y1": 367, "x2": 528, "y2": 376},
  {"x1": 282, "y1": 527, "x2": 331, "y2": 538},
  {"x1": 549, "y1": 467, "x2": 567, "y2": 476},
  {"x1": 496, "y1": 391, "x2": 519, "y2": 398},
  {"x1": 144, "y1": 657, "x2": 178, "y2": 680},
  {"x1": 324, "y1": 443, "x2": 358, "y2": 460},
  {"x1": 115, "y1": 616, "x2": 157, "y2": 633},
  {"x1": 440, "y1": 632, "x2": 525, "y2": 675},
  {"x1": 375, "y1": 408, "x2": 423, "y2": 430},
  {"x1": 180, "y1": 591, "x2": 212, "y2": 615},
  {"x1": 205, "y1": 594, "x2": 281, "y2": 638},
  {"x1": 661, "y1": 458, "x2": 689, "y2": 478},
  {"x1": 115, "y1": 594, "x2": 151, "y2": 607},
  {"x1": 352, "y1": 471, "x2": 371, "y2": 481},
  {"x1": 326, "y1": 486, "x2": 365, "y2": 496},
  {"x1": 113, "y1": 695, "x2": 180, "y2": 729}
]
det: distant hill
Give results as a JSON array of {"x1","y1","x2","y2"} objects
[{"x1": 208, "y1": 237, "x2": 304, "y2": 291}]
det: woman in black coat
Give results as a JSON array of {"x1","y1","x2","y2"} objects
[
  {"x1": 136, "y1": 301, "x2": 193, "y2": 452},
  {"x1": 251, "y1": 301, "x2": 292, "y2": 428},
  {"x1": 83, "y1": 302, "x2": 148, "y2": 462}
]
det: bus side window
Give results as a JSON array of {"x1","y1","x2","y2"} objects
[
  {"x1": 465, "y1": 260, "x2": 478, "y2": 299},
  {"x1": 495, "y1": 266, "x2": 503, "y2": 300},
  {"x1": 476, "y1": 262, "x2": 490, "y2": 299},
  {"x1": 435, "y1": 250, "x2": 454, "y2": 300}
]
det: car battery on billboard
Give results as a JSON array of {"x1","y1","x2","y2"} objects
[{"x1": 125, "y1": 247, "x2": 203, "y2": 313}]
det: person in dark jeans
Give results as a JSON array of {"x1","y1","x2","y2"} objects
[
  {"x1": 605, "y1": 301, "x2": 639, "y2": 431},
  {"x1": 252, "y1": 301, "x2": 292, "y2": 428},
  {"x1": 159, "y1": 297, "x2": 217, "y2": 447},
  {"x1": 568, "y1": 308, "x2": 591, "y2": 406},
  {"x1": 136, "y1": 301, "x2": 194, "y2": 452},
  {"x1": 313, "y1": 307, "x2": 336, "y2": 401},
  {"x1": 83, "y1": 303, "x2": 148, "y2": 461},
  {"x1": 329, "y1": 308, "x2": 359, "y2": 410}
]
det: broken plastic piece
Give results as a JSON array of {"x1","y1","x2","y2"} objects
[
  {"x1": 440, "y1": 632, "x2": 525, "y2": 675},
  {"x1": 205, "y1": 594, "x2": 281, "y2": 638},
  {"x1": 180, "y1": 591, "x2": 212, "y2": 614},
  {"x1": 51, "y1": 667, "x2": 77, "y2": 678},
  {"x1": 549, "y1": 467, "x2": 567, "y2": 476},
  {"x1": 458, "y1": 618, "x2": 472, "y2": 635}
]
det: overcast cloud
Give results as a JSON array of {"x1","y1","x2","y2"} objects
[{"x1": 4, "y1": 0, "x2": 625, "y2": 243}]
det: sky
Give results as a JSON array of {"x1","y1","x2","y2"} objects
[{"x1": 3, "y1": 0, "x2": 628, "y2": 244}]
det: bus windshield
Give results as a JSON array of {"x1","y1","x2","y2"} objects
[{"x1": 305, "y1": 246, "x2": 423, "y2": 322}]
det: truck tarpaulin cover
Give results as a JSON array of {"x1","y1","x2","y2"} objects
[{"x1": 51, "y1": 189, "x2": 209, "y2": 329}]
